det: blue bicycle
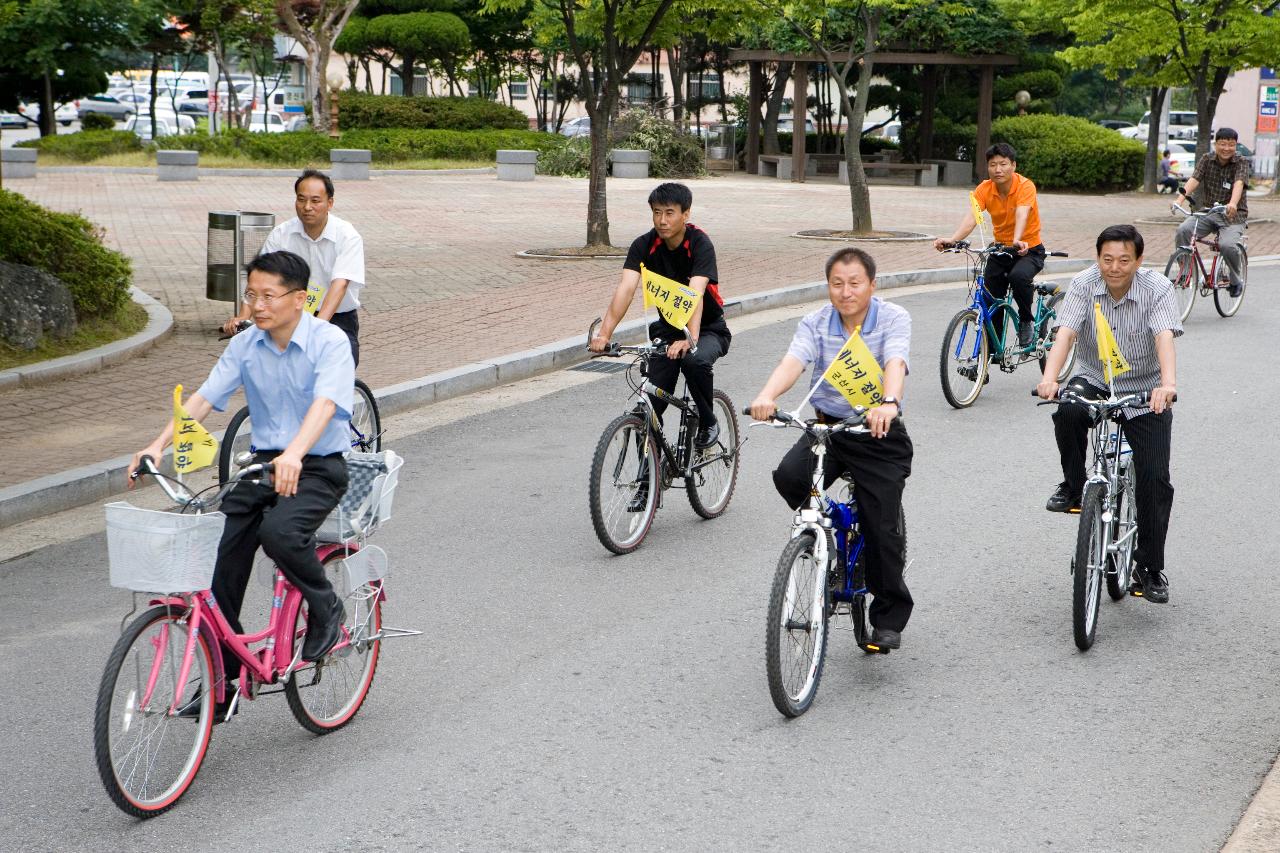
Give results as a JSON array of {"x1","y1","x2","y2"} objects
[
  {"x1": 938, "y1": 242, "x2": 1074, "y2": 408},
  {"x1": 753, "y1": 408, "x2": 905, "y2": 718}
]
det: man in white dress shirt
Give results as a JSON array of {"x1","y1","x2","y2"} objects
[{"x1": 223, "y1": 169, "x2": 367, "y2": 365}]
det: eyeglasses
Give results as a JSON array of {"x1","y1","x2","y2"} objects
[{"x1": 242, "y1": 290, "x2": 300, "y2": 307}]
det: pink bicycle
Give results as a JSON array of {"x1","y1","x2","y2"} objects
[{"x1": 94, "y1": 450, "x2": 408, "y2": 818}]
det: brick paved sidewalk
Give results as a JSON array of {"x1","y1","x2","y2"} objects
[{"x1": 4, "y1": 172, "x2": 1277, "y2": 489}]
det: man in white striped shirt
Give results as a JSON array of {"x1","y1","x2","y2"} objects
[
  {"x1": 750, "y1": 247, "x2": 914, "y2": 649},
  {"x1": 1037, "y1": 225, "x2": 1181, "y2": 603}
]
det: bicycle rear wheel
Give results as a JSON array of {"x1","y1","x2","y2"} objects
[
  {"x1": 589, "y1": 413, "x2": 658, "y2": 554},
  {"x1": 1106, "y1": 464, "x2": 1138, "y2": 601},
  {"x1": 217, "y1": 406, "x2": 254, "y2": 485},
  {"x1": 1213, "y1": 246, "x2": 1246, "y2": 317},
  {"x1": 939, "y1": 309, "x2": 989, "y2": 409},
  {"x1": 1163, "y1": 250, "x2": 1197, "y2": 322},
  {"x1": 94, "y1": 605, "x2": 215, "y2": 818},
  {"x1": 765, "y1": 532, "x2": 830, "y2": 717},
  {"x1": 350, "y1": 379, "x2": 382, "y2": 452},
  {"x1": 1072, "y1": 483, "x2": 1107, "y2": 650},
  {"x1": 285, "y1": 553, "x2": 382, "y2": 734},
  {"x1": 1037, "y1": 292, "x2": 1077, "y2": 382},
  {"x1": 686, "y1": 390, "x2": 740, "y2": 519}
]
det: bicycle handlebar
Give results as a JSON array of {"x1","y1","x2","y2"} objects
[
  {"x1": 1171, "y1": 201, "x2": 1229, "y2": 218},
  {"x1": 585, "y1": 317, "x2": 695, "y2": 359},
  {"x1": 1030, "y1": 388, "x2": 1177, "y2": 407},
  {"x1": 217, "y1": 319, "x2": 253, "y2": 341},
  {"x1": 134, "y1": 455, "x2": 273, "y2": 510},
  {"x1": 741, "y1": 406, "x2": 870, "y2": 434}
]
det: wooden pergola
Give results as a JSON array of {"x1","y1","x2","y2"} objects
[{"x1": 728, "y1": 50, "x2": 1018, "y2": 183}]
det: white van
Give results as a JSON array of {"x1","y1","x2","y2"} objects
[{"x1": 1122, "y1": 110, "x2": 1199, "y2": 141}]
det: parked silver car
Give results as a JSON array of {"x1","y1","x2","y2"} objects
[{"x1": 78, "y1": 94, "x2": 136, "y2": 121}]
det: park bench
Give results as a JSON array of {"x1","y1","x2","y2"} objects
[{"x1": 849, "y1": 160, "x2": 939, "y2": 187}]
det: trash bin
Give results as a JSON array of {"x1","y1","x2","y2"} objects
[{"x1": 206, "y1": 211, "x2": 275, "y2": 310}]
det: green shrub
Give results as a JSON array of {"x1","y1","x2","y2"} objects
[
  {"x1": 82, "y1": 112, "x2": 117, "y2": 131},
  {"x1": 992, "y1": 114, "x2": 1144, "y2": 191},
  {"x1": 16, "y1": 129, "x2": 143, "y2": 160},
  {"x1": 537, "y1": 136, "x2": 590, "y2": 177},
  {"x1": 340, "y1": 128, "x2": 557, "y2": 161},
  {"x1": 0, "y1": 189, "x2": 132, "y2": 318},
  {"x1": 611, "y1": 109, "x2": 706, "y2": 178},
  {"x1": 341, "y1": 93, "x2": 529, "y2": 131},
  {"x1": 156, "y1": 128, "x2": 333, "y2": 163}
]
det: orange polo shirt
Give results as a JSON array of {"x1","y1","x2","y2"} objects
[{"x1": 973, "y1": 172, "x2": 1042, "y2": 248}]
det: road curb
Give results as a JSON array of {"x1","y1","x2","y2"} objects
[
  {"x1": 0, "y1": 286, "x2": 172, "y2": 391},
  {"x1": 39, "y1": 165, "x2": 495, "y2": 178}
]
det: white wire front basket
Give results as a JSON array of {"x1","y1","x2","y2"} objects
[
  {"x1": 316, "y1": 449, "x2": 404, "y2": 544},
  {"x1": 104, "y1": 502, "x2": 226, "y2": 593}
]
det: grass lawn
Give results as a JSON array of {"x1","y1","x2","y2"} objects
[
  {"x1": 36, "y1": 151, "x2": 491, "y2": 171},
  {"x1": 0, "y1": 302, "x2": 148, "y2": 372}
]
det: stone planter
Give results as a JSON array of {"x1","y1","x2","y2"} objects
[
  {"x1": 496, "y1": 149, "x2": 537, "y2": 182},
  {"x1": 330, "y1": 148, "x2": 372, "y2": 181},
  {"x1": 1, "y1": 148, "x2": 37, "y2": 179},
  {"x1": 155, "y1": 150, "x2": 198, "y2": 181},
  {"x1": 611, "y1": 149, "x2": 651, "y2": 179}
]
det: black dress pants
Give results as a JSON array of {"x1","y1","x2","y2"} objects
[
  {"x1": 211, "y1": 453, "x2": 348, "y2": 640},
  {"x1": 644, "y1": 328, "x2": 729, "y2": 428},
  {"x1": 329, "y1": 309, "x2": 360, "y2": 368},
  {"x1": 1052, "y1": 381, "x2": 1174, "y2": 573},
  {"x1": 772, "y1": 419, "x2": 915, "y2": 633},
  {"x1": 983, "y1": 244, "x2": 1046, "y2": 324}
]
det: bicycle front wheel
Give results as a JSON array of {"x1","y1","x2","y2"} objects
[
  {"x1": 1107, "y1": 464, "x2": 1138, "y2": 601},
  {"x1": 350, "y1": 379, "x2": 382, "y2": 452},
  {"x1": 1214, "y1": 246, "x2": 1246, "y2": 318},
  {"x1": 765, "y1": 532, "x2": 830, "y2": 717},
  {"x1": 285, "y1": 553, "x2": 382, "y2": 734},
  {"x1": 939, "y1": 309, "x2": 989, "y2": 409},
  {"x1": 94, "y1": 605, "x2": 215, "y2": 818},
  {"x1": 218, "y1": 406, "x2": 254, "y2": 485},
  {"x1": 1072, "y1": 483, "x2": 1107, "y2": 650},
  {"x1": 1163, "y1": 250, "x2": 1197, "y2": 323},
  {"x1": 1037, "y1": 292, "x2": 1077, "y2": 382},
  {"x1": 588, "y1": 413, "x2": 658, "y2": 554},
  {"x1": 686, "y1": 390, "x2": 740, "y2": 519}
]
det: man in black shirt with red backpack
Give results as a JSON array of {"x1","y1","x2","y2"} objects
[{"x1": 588, "y1": 182, "x2": 731, "y2": 448}]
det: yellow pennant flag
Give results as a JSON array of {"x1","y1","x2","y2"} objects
[
  {"x1": 819, "y1": 326, "x2": 885, "y2": 410},
  {"x1": 640, "y1": 263, "x2": 701, "y2": 329},
  {"x1": 969, "y1": 192, "x2": 988, "y2": 246},
  {"x1": 1093, "y1": 302, "x2": 1131, "y2": 383},
  {"x1": 172, "y1": 384, "x2": 218, "y2": 475}
]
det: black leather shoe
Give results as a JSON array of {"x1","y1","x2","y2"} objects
[
  {"x1": 959, "y1": 365, "x2": 991, "y2": 385},
  {"x1": 627, "y1": 458, "x2": 651, "y2": 512},
  {"x1": 1046, "y1": 482, "x2": 1081, "y2": 513},
  {"x1": 302, "y1": 597, "x2": 346, "y2": 661},
  {"x1": 177, "y1": 691, "x2": 238, "y2": 724},
  {"x1": 1018, "y1": 320, "x2": 1035, "y2": 348},
  {"x1": 1228, "y1": 280, "x2": 1243, "y2": 298},
  {"x1": 695, "y1": 419, "x2": 720, "y2": 449},
  {"x1": 869, "y1": 627, "x2": 902, "y2": 649},
  {"x1": 1131, "y1": 566, "x2": 1169, "y2": 603}
]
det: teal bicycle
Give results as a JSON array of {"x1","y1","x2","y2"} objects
[{"x1": 938, "y1": 242, "x2": 1075, "y2": 408}]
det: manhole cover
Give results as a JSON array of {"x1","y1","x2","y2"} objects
[
  {"x1": 792, "y1": 229, "x2": 933, "y2": 242},
  {"x1": 569, "y1": 360, "x2": 630, "y2": 374}
]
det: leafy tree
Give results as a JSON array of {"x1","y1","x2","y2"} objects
[
  {"x1": 275, "y1": 0, "x2": 363, "y2": 132},
  {"x1": 336, "y1": 0, "x2": 470, "y2": 97},
  {"x1": 485, "y1": 0, "x2": 681, "y2": 248}
]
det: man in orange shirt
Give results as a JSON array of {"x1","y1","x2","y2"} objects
[{"x1": 934, "y1": 142, "x2": 1046, "y2": 347}]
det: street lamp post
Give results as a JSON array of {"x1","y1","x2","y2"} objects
[
  {"x1": 327, "y1": 72, "x2": 344, "y2": 139},
  {"x1": 1015, "y1": 90, "x2": 1031, "y2": 116}
]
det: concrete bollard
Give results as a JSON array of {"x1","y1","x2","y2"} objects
[
  {"x1": 155, "y1": 149, "x2": 198, "y2": 181},
  {"x1": 611, "y1": 149, "x2": 651, "y2": 179},
  {"x1": 496, "y1": 149, "x2": 537, "y2": 181},
  {"x1": 330, "y1": 148, "x2": 372, "y2": 181},
  {"x1": 1, "y1": 148, "x2": 37, "y2": 179}
]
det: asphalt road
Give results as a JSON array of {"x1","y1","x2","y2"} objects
[{"x1": 2, "y1": 268, "x2": 1278, "y2": 851}]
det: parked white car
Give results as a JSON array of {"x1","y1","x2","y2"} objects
[
  {"x1": 247, "y1": 112, "x2": 286, "y2": 133},
  {"x1": 124, "y1": 111, "x2": 196, "y2": 139},
  {"x1": 18, "y1": 101, "x2": 78, "y2": 126},
  {"x1": 1121, "y1": 110, "x2": 1199, "y2": 141},
  {"x1": 560, "y1": 115, "x2": 591, "y2": 137}
]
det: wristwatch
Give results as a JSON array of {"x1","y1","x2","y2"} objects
[{"x1": 882, "y1": 396, "x2": 899, "y2": 407}]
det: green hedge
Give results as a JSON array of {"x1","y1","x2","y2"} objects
[
  {"x1": 143, "y1": 127, "x2": 559, "y2": 163},
  {"x1": 340, "y1": 93, "x2": 529, "y2": 131},
  {"x1": 16, "y1": 129, "x2": 143, "y2": 160},
  {"x1": 992, "y1": 114, "x2": 1144, "y2": 191},
  {"x1": 81, "y1": 112, "x2": 117, "y2": 131},
  {"x1": 0, "y1": 189, "x2": 132, "y2": 318}
]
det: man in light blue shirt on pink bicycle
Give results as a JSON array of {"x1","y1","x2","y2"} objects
[{"x1": 129, "y1": 250, "x2": 355, "y2": 697}]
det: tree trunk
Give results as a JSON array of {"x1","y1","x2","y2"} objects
[
  {"x1": 38, "y1": 69, "x2": 54, "y2": 137},
  {"x1": 1143, "y1": 86, "x2": 1168, "y2": 193},
  {"x1": 666, "y1": 43, "x2": 684, "y2": 127},
  {"x1": 763, "y1": 62, "x2": 791, "y2": 155},
  {"x1": 150, "y1": 53, "x2": 161, "y2": 141},
  {"x1": 838, "y1": 12, "x2": 880, "y2": 234},
  {"x1": 585, "y1": 97, "x2": 612, "y2": 247},
  {"x1": 398, "y1": 60, "x2": 416, "y2": 96}
]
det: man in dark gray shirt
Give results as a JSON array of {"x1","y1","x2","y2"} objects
[
  {"x1": 1175, "y1": 127, "x2": 1248, "y2": 297},
  {"x1": 1036, "y1": 225, "x2": 1181, "y2": 602}
]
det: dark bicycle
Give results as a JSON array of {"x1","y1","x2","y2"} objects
[{"x1": 585, "y1": 319, "x2": 741, "y2": 555}]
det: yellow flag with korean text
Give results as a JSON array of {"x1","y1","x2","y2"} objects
[
  {"x1": 172, "y1": 384, "x2": 218, "y2": 474},
  {"x1": 1093, "y1": 302, "x2": 1131, "y2": 383},
  {"x1": 819, "y1": 326, "x2": 885, "y2": 410},
  {"x1": 640, "y1": 263, "x2": 701, "y2": 329},
  {"x1": 969, "y1": 192, "x2": 988, "y2": 246}
]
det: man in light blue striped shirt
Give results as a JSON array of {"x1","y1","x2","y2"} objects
[
  {"x1": 750, "y1": 247, "x2": 914, "y2": 649},
  {"x1": 1037, "y1": 225, "x2": 1180, "y2": 603}
]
